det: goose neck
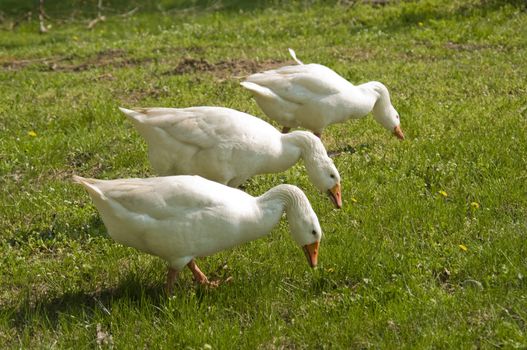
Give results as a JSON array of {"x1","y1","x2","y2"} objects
[
  {"x1": 362, "y1": 81, "x2": 390, "y2": 108},
  {"x1": 257, "y1": 184, "x2": 310, "y2": 218},
  {"x1": 360, "y1": 81, "x2": 393, "y2": 124},
  {"x1": 282, "y1": 131, "x2": 327, "y2": 165}
]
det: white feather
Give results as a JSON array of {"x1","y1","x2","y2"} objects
[
  {"x1": 75, "y1": 175, "x2": 322, "y2": 271},
  {"x1": 242, "y1": 49, "x2": 402, "y2": 136},
  {"x1": 288, "y1": 48, "x2": 304, "y2": 65},
  {"x1": 119, "y1": 106, "x2": 341, "y2": 200}
]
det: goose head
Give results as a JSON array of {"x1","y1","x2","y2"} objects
[
  {"x1": 369, "y1": 82, "x2": 405, "y2": 140},
  {"x1": 305, "y1": 157, "x2": 342, "y2": 209},
  {"x1": 283, "y1": 186, "x2": 323, "y2": 268},
  {"x1": 287, "y1": 131, "x2": 343, "y2": 208}
]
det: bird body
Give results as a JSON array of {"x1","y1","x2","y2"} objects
[
  {"x1": 241, "y1": 49, "x2": 404, "y2": 139},
  {"x1": 120, "y1": 106, "x2": 342, "y2": 207},
  {"x1": 74, "y1": 175, "x2": 321, "y2": 290}
]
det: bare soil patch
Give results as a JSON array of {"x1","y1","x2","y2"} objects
[
  {"x1": 1, "y1": 49, "x2": 287, "y2": 76},
  {"x1": 444, "y1": 41, "x2": 505, "y2": 51},
  {"x1": 1, "y1": 49, "x2": 152, "y2": 72},
  {"x1": 164, "y1": 57, "x2": 287, "y2": 78}
]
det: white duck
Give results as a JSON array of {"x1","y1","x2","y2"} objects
[
  {"x1": 241, "y1": 49, "x2": 404, "y2": 140},
  {"x1": 119, "y1": 106, "x2": 342, "y2": 208},
  {"x1": 74, "y1": 175, "x2": 322, "y2": 292}
]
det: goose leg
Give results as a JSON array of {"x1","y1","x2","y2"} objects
[
  {"x1": 187, "y1": 259, "x2": 219, "y2": 287},
  {"x1": 165, "y1": 267, "x2": 179, "y2": 294},
  {"x1": 282, "y1": 126, "x2": 291, "y2": 134}
]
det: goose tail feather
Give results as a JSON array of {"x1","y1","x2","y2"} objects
[
  {"x1": 73, "y1": 175, "x2": 107, "y2": 201},
  {"x1": 288, "y1": 48, "x2": 304, "y2": 65},
  {"x1": 240, "y1": 81, "x2": 275, "y2": 98},
  {"x1": 118, "y1": 107, "x2": 146, "y2": 123}
]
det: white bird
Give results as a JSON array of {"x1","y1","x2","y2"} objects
[
  {"x1": 119, "y1": 106, "x2": 342, "y2": 208},
  {"x1": 73, "y1": 175, "x2": 322, "y2": 292},
  {"x1": 241, "y1": 48, "x2": 404, "y2": 140}
]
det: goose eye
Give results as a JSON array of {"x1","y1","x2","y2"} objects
[
  {"x1": 329, "y1": 174, "x2": 335, "y2": 179},
  {"x1": 312, "y1": 230, "x2": 317, "y2": 236}
]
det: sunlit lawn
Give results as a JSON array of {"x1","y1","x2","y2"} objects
[{"x1": 1, "y1": 0, "x2": 526, "y2": 348}]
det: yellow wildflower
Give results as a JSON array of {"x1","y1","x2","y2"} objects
[
  {"x1": 438, "y1": 190, "x2": 448, "y2": 197},
  {"x1": 459, "y1": 244, "x2": 468, "y2": 251},
  {"x1": 471, "y1": 202, "x2": 480, "y2": 209},
  {"x1": 351, "y1": 197, "x2": 358, "y2": 203},
  {"x1": 418, "y1": 22, "x2": 424, "y2": 27},
  {"x1": 28, "y1": 131, "x2": 37, "y2": 137}
]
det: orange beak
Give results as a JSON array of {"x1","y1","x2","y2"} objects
[
  {"x1": 393, "y1": 125, "x2": 405, "y2": 140},
  {"x1": 303, "y1": 241, "x2": 319, "y2": 268},
  {"x1": 327, "y1": 183, "x2": 342, "y2": 209}
]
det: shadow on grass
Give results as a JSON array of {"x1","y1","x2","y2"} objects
[
  {"x1": 3, "y1": 270, "x2": 230, "y2": 331},
  {"x1": 3, "y1": 254, "x2": 237, "y2": 332},
  {"x1": 4, "y1": 281, "x2": 156, "y2": 331},
  {"x1": 327, "y1": 144, "x2": 358, "y2": 158},
  {"x1": 6, "y1": 214, "x2": 108, "y2": 250},
  {"x1": 327, "y1": 142, "x2": 376, "y2": 158}
]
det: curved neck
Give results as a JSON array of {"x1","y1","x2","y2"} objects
[
  {"x1": 361, "y1": 81, "x2": 391, "y2": 120},
  {"x1": 281, "y1": 131, "x2": 328, "y2": 169},
  {"x1": 255, "y1": 184, "x2": 309, "y2": 232}
]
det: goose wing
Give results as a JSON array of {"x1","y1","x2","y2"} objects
[
  {"x1": 244, "y1": 64, "x2": 345, "y2": 105},
  {"x1": 77, "y1": 176, "x2": 238, "y2": 221},
  {"x1": 123, "y1": 107, "x2": 241, "y2": 150}
]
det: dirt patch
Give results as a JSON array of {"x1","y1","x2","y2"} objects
[
  {"x1": 164, "y1": 57, "x2": 287, "y2": 78},
  {"x1": 444, "y1": 42, "x2": 503, "y2": 51},
  {"x1": 123, "y1": 85, "x2": 172, "y2": 104},
  {"x1": 48, "y1": 49, "x2": 154, "y2": 72},
  {"x1": 362, "y1": 0, "x2": 392, "y2": 5},
  {"x1": 1, "y1": 49, "x2": 154, "y2": 72},
  {"x1": 0, "y1": 55, "x2": 72, "y2": 70},
  {"x1": 1, "y1": 49, "x2": 287, "y2": 76}
]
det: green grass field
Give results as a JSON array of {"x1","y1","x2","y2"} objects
[{"x1": 1, "y1": 0, "x2": 526, "y2": 348}]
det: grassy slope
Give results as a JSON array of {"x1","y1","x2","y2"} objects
[{"x1": 1, "y1": 0, "x2": 526, "y2": 348}]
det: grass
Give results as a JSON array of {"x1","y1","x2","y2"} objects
[{"x1": 1, "y1": 0, "x2": 526, "y2": 348}]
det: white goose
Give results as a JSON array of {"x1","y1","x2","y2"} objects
[
  {"x1": 241, "y1": 49, "x2": 404, "y2": 140},
  {"x1": 74, "y1": 175, "x2": 322, "y2": 291},
  {"x1": 119, "y1": 106, "x2": 342, "y2": 208}
]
